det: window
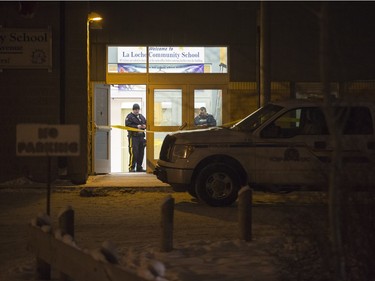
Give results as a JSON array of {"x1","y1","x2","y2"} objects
[
  {"x1": 300, "y1": 108, "x2": 328, "y2": 135},
  {"x1": 231, "y1": 104, "x2": 283, "y2": 132},
  {"x1": 261, "y1": 107, "x2": 328, "y2": 138},
  {"x1": 107, "y1": 46, "x2": 228, "y2": 74},
  {"x1": 342, "y1": 107, "x2": 373, "y2": 135}
]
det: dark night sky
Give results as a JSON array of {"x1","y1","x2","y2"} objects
[{"x1": 269, "y1": 2, "x2": 375, "y2": 81}]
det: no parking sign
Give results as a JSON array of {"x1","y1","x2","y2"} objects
[
  {"x1": 16, "y1": 124, "x2": 80, "y2": 156},
  {"x1": 16, "y1": 124, "x2": 80, "y2": 215}
]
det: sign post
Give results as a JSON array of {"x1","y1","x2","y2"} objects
[{"x1": 16, "y1": 124, "x2": 80, "y2": 215}]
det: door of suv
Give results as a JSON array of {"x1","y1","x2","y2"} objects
[
  {"x1": 256, "y1": 105, "x2": 375, "y2": 189},
  {"x1": 255, "y1": 107, "x2": 331, "y2": 187},
  {"x1": 336, "y1": 106, "x2": 375, "y2": 186}
]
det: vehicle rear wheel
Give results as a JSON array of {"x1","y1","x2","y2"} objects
[{"x1": 195, "y1": 163, "x2": 240, "y2": 207}]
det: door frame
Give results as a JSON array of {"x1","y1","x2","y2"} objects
[
  {"x1": 147, "y1": 84, "x2": 187, "y2": 171},
  {"x1": 146, "y1": 84, "x2": 228, "y2": 171},
  {"x1": 91, "y1": 83, "x2": 228, "y2": 174},
  {"x1": 108, "y1": 85, "x2": 147, "y2": 173},
  {"x1": 188, "y1": 84, "x2": 229, "y2": 127}
]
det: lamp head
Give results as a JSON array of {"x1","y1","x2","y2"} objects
[{"x1": 88, "y1": 12, "x2": 102, "y2": 22}]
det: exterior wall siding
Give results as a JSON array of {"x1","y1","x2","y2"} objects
[{"x1": 0, "y1": 2, "x2": 89, "y2": 183}]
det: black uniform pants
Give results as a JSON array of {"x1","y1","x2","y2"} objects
[{"x1": 128, "y1": 136, "x2": 145, "y2": 171}]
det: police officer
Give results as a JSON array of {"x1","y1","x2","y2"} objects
[
  {"x1": 125, "y1": 103, "x2": 147, "y2": 172},
  {"x1": 194, "y1": 107, "x2": 217, "y2": 127}
]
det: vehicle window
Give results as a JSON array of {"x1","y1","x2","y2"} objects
[
  {"x1": 230, "y1": 104, "x2": 283, "y2": 132},
  {"x1": 300, "y1": 108, "x2": 328, "y2": 135},
  {"x1": 343, "y1": 107, "x2": 373, "y2": 135},
  {"x1": 261, "y1": 107, "x2": 328, "y2": 138},
  {"x1": 274, "y1": 108, "x2": 302, "y2": 137}
]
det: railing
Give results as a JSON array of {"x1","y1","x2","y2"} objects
[{"x1": 27, "y1": 225, "x2": 145, "y2": 281}]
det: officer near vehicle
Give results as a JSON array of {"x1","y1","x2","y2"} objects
[
  {"x1": 125, "y1": 103, "x2": 147, "y2": 172},
  {"x1": 194, "y1": 106, "x2": 217, "y2": 127}
]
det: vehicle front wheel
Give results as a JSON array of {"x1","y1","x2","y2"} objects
[
  {"x1": 195, "y1": 163, "x2": 240, "y2": 207},
  {"x1": 187, "y1": 185, "x2": 197, "y2": 198}
]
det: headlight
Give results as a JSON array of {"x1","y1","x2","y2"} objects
[{"x1": 170, "y1": 144, "x2": 194, "y2": 162}]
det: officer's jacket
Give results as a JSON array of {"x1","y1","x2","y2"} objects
[
  {"x1": 125, "y1": 112, "x2": 146, "y2": 137},
  {"x1": 194, "y1": 114, "x2": 217, "y2": 127}
]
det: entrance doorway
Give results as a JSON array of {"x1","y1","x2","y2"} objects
[
  {"x1": 110, "y1": 84, "x2": 146, "y2": 173},
  {"x1": 107, "y1": 84, "x2": 225, "y2": 173},
  {"x1": 148, "y1": 85, "x2": 225, "y2": 170},
  {"x1": 93, "y1": 83, "x2": 226, "y2": 174},
  {"x1": 102, "y1": 45, "x2": 229, "y2": 174}
]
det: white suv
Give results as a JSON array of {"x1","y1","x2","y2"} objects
[{"x1": 154, "y1": 99, "x2": 375, "y2": 206}]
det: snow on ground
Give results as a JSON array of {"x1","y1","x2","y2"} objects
[
  {"x1": 2, "y1": 237, "x2": 278, "y2": 281},
  {"x1": 119, "y1": 238, "x2": 278, "y2": 281},
  {"x1": 1, "y1": 176, "x2": 325, "y2": 281}
]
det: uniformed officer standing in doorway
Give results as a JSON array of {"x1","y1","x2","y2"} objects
[{"x1": 125, "y1": 103, "x2": 147, "y2": 172}]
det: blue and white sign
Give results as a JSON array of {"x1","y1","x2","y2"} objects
[
  {"x1": 117, "y1": 46, "x2": 205, "y2": 64},
  {"x1": 108, "y1": 45, "x2": 227, "y2": 74}
]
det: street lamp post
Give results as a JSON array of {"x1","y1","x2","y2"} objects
[{"x1": 87, "y1": 12, "x2": 102, "y2": 174}]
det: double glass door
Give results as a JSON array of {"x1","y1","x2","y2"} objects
[{"x1": 147, "y1": 84, "x2": 226, "y2": 170}]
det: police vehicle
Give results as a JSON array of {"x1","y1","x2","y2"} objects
[{"x1": 154, "y1": 99, "x2": 375, "y2": 206}]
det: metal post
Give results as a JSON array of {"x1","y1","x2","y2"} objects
[
  {"x1": 46, "y1": 156, "x2": 51, "y2": 216},
  {"x1": 160, "y1": 196, "x2": 174, "y2": 252},
  {"x1": 238, "y1": 185, "x2": 252, "y2": 241},
  {"x1": 59, "y1": 207, "x2": 74, "y2": 281},
  {"x1": 260, "y1": 1, "x2": 271, "y2": 106}
]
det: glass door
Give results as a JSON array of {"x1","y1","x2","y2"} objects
[
  {"x1": 147, "y1": 84, "x2": 227, "y2": 170},
  {"x1": 191, "y1": 85, "x2": 228, "y2": 128},
  {"x1": 147, "y1": 85, "x2": 187, "y2": 170}
]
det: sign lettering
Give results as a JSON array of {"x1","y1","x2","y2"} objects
[
  {"x1": 0, "y1": 28, "x2": 52, "y2": 69},
  {"x1": 16, "y1": 124, "x2": 80, "y2": 156}
]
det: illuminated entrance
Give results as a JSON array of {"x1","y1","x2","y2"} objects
[{"x1": 95, "y1": 46, "x2": 229, "y2": 173}]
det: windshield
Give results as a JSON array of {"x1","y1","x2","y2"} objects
[{"x1": 230, "y1": 104, "x2": 283, "y2": 132}]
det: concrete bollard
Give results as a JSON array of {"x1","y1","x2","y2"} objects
[
  {"x1": 160, "y1": 195, "x2": 174, "y2": 252},
  {"x1": 58, "y1": 206, "x2": 75, "y2": 238},
  {"x1": 35, "y1": 213, "x2": 51, "y2": 280},
  {"x1": 58, "y1": 206, "x2": 74, "y2": 281},
  {"x1": 238, "y1": 185, "x2": 252, "y2": 241}
]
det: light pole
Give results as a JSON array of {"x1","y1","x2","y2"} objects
[{"x1": 87, "y1": 12, "x2": 102, "y2": 174}]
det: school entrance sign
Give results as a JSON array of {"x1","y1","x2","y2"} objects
[
  {"x1": 0, "y1": 28, "x2": 52, "y2": 70},
  {"x1": 16, "y1": 124, "x2": 80, "y2": 156}
]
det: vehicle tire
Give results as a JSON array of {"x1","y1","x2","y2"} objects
[
  {"x1": 171, "y1": 184, "x2": 197, "y2": 198},
  {"x1": 187, "y1": 185, "x2": 197, "y2": 198},
  {"x1": 195, "y1": 163, "x2": 240, "y2": 207}
]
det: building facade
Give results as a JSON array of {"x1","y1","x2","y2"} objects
[{"x1": 0, "y1": 1, "x2": 374, "y2": 184}]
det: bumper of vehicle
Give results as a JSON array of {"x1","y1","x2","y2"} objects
[{"x1": 153, "y1": 165, "x2": 193, "y2": 190}]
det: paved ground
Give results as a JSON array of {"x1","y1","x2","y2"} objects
[
  {"x1": 0, "y1": 173, "x2": 328, "y2": 281},
  {"x1": 80, "y1": 173, "x2": 172, "y2": 188},
  {"x1": 0, "y1": 173, "x2": 170, "y2": 189}
]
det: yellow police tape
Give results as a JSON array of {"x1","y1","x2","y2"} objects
[
  {"x1": 111, "y1": 125, "x2": 177, "y2": 134},
  {"x1": 111, "y1": 119, "x2": 240, "y2": 134},
  {"x1": 111, "y1": 125, "x2": 147, "y2": 132}
]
